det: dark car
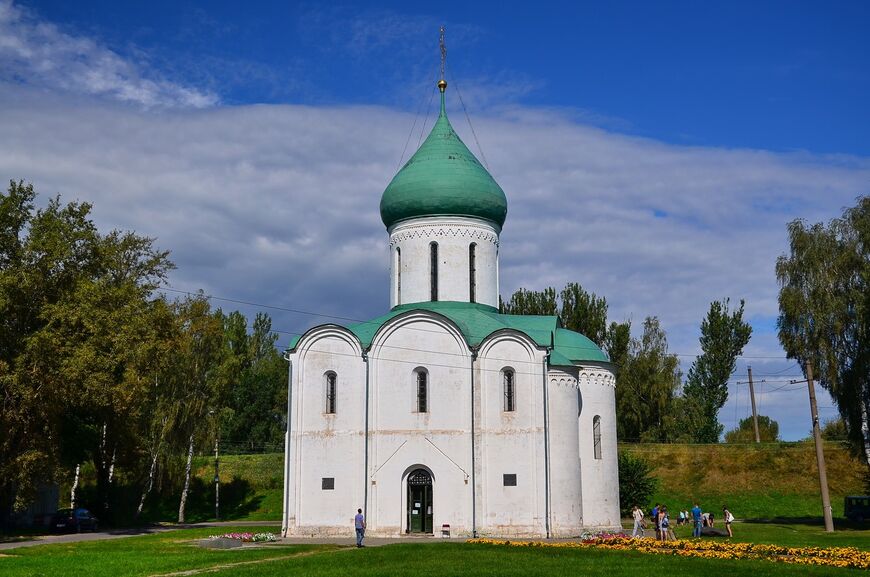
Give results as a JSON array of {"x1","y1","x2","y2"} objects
[{"x1": 52, "y1": 508, "x2": 99, "y2": 532}]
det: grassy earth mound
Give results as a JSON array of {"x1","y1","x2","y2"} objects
[{"x1": 620, "y1": 441, "x2": 867, "y2": 519}]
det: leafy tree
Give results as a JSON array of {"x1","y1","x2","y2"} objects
[
  {"x1": 819, "y1": 418, "x2": 849, "y2": 442},
  {"x1": 724, "y1": 415, "x2": 780, "y2": 443},
  {"x1": 616, "y1": 317, "x2": 682, "y2": 442},
  {"x1": 222, "y1": 312, "x2": 288, "y2": 451},
  {"x1": 1, "y1": 183, "x2": 98, "y2": 498},
  {"x1": 617, "y1": 450, "x2": 658, "y2": 517},
  {"x1": 27, "y1": 232, "x2": 173, "y2": 518},
  {"x1": 776, "y1": 196, "x2": 870, "y2": 465},
  {"x1": 501, "y1": 283, "x2": 631, "y2": 376},
  {"x1": 664, "y1": 395, "x2": 707, "y2": 444},
  {"x1": 500, "y1": 287, "x2": 557, "y2": 316},
  {"x1": 559, "y1": 282, "x2": 609, "y2": 346},
  {"x1": 683, "y1": 299, "x2": 752, "y2": 443},
  {"x1": 604, "y1": 320, "x2": 632, "y2": 380},
  {"x1": 0, "y1": 181, "x2": 172, "y2": 522},
  {"x1": 161, "y1": 295, "x2": 230, "y2": 523}
]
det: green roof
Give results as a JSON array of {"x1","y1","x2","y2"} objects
[
  {"x1": 289, "y1": 301, "x2": 608, "y2": 365},
  {"x1": 379, "y1": 91, "x2": 508, "y2": 230}
]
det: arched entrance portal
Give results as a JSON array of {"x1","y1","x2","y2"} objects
[{"x1": 406, "y1": 469, "x2": 433, "y2": 533}]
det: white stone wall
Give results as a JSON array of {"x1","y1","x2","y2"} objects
[
  {"x1": 367, "y1": 312, "x2": 473, "y2": 535},
  {"x1": 548, "y1": 368, "x2": 584, "y2": 536},
  {"x1": 285, "y1": 326, "x2": 366, "y2": 535},
  {"x1": 388, "y1": 216, "x2": 500, "y2": 308},
  {"x1": 577, "y1": 364, "x2": 621, "y2": 529},
  {"x1": 476, "y1": 333, "x2": 548, "y2": 536},
  {"x1": 283, "y1": 317, "x2": 621, "y2": 537}
]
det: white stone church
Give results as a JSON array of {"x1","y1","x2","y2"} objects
[{"x1": 281, "y1": 80, "x2": 620, "y2": 538}]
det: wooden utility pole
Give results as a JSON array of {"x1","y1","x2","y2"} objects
[
  {"x1": 806, "y1": 361, "x2": 834, "y2": 532},
  {"x1": 214, "y1": 436, "x2": 220, "y2": 521},
  {"x1": 747, "y1": 366, "x2": 761, "y2": 443}
]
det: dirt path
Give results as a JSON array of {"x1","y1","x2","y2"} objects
[{"x1": 148, "y1": 547, "x2": 345, "y2": 577}]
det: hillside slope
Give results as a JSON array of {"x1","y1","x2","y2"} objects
[
  {"x1": 65, "y1": 443, "x2": 866, "y2": 524},
  {"x1": 620, "y1": 441, "x2": 867, "y2": 519}
]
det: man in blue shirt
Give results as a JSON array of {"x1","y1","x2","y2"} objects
[
  {"x1": 691, "y1": 503, "x2": 702, "y2": 538},
  {"x1": 354, "y1": 508, "x2": 366, "y2": 547}
]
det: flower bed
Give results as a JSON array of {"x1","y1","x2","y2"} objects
[
  {"x1": 209, "y1": 532, "x2": 277, "y2": 543},
  {"x1": 470, "y1": 536, "x2": 870, "y2": 570}
]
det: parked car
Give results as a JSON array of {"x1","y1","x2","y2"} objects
[
  {"x1": 51, "y1": 508, "x2": 99, "y2": 532},
  {"x1": 845, "y1": 496, "x2": 870, "y2": 522}
]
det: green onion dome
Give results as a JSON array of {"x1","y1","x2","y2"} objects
[{"x1": 380, "y1": 90, "x2": 508, "y2": 230}]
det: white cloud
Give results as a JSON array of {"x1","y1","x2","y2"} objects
[
  {"x1": 1, "y1": 81, "x2": 866, "y2": 439},
  {"x1": 0, "y1": 0, "x2": 217, "y2": 108}
]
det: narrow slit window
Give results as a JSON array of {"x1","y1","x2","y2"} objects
[
  {"x1": 469, "y1": 243, "x2": 476, "y2": 303},
  {"x1": 325, "y1": 372, "x2": 336, "y2": 414},
  {"x1": 416, "y1": 370, "x2": 428, "y2": 413},
  {"x1": 396, "y1": 247, "x2": 402, "y2": 305},
  {"x1": 503, "y1": 369, "x2": 515, "y2": 412},
  {"x1": 430, "y1": 242, "x2": 438, "y2": 301},
  {"x1": 593, "y1": 415, "x2": 602, "y2": 460}
]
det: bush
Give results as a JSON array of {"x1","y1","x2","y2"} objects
[
  {"x1": 618, "y1": 450, "x2": 658, "y2": 517},
  {"x1": 725, "y1": 415, "x2": 780, "y2": 443}
]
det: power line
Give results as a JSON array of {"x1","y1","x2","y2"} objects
[
  {"x1": 157, "y1": 285, "x2": 798, "y2": 363},
  {"x1": 155, "y1": 290, "x2": 825, "y2": 397}
]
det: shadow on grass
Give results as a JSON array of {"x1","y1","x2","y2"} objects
[
  {"x1": 71, "y1": 475, "x2": 264, "y2": 529},
  {"x1": 181, "y1": 476, "x2": 265, "y2": 522},
  {"x1": 743, "y1": 516, "x2": 869, "y2": 530}
]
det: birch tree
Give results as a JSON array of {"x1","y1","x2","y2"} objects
[
  {"x1": 165, "y1": 296, "x2": 229, "y2": 523},
  {"x1": 777, "y1": 196, "x2": 870, "y2": 464}
]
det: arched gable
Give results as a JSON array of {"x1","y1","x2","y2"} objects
[
  {"x1": 369, "y1": 309, "x2": 471, "y2": 361},
  {"x1": 477, "y1": 328, "x2": 541, "y2": 361},
  {"x1": 294, "y1": 324, "x2": 363, "y2": 360}
]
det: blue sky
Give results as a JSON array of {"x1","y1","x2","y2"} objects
[
  {"x1": 1, "y1": 0, "x2": 868, "y2": 440},
  {"x1": 18, "y1": 0, "x2": 870, "y2": 153}
]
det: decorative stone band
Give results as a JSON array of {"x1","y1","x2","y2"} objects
[
  {"x1": 578, "y1": 369, "x2": 616, "y2": 389},
  {"x1": 389, "y1": 223, "x2": 500, "y2": 248},
  {"x1": 549, "y1": 375, "x2": 578, "y2": 389}
]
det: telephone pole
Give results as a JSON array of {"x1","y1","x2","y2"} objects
[
  {"x1": 214, "y1": 435, "x2": 220, "y2": 520},
  {"x1": 747, "y1": 366, "x2": 760, "y2": 443},
  {"x1": 801, "y1": 361, "x2": 834, "y2": 532}
]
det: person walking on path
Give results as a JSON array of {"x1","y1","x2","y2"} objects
[
  {"x1": 691, "y1": 502, "x2": 702, "y2": 538},
  {"x1": 354, "y1": 508, "x2": 366, "y2": 548},
  {"x1": 631, "y1": 505, "x2": 645, "y2": 538},
  {"x1": 651, "y1": 503, "x2": 660, "y2": 540},
  {"x1": 723, "y1": 506, "x2": 734, "y2": 538}
]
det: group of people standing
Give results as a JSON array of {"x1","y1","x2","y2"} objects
[{"x1": 631, "y1": 503, "x2": 734, "y2": 539}]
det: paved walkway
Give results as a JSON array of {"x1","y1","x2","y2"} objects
[
  {"x1": 0, "y1": 522, "x2": 464, "y2": 551},
  {"x1": 0, "y1": 520, "x2": 279, "y2": 551},
  {"x1": 277, "y1": 535, "x2": 455, "y2": 547}
]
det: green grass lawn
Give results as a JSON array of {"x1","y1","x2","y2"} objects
[
  {"x1": 225, "y1": 543, "x2": 860, "y2": 577},
  {"x1": 3, "y1": 523, "x2": 870, "y2": 577},
  {"x1": 0, "y1": 526, "x2": 326, "y2": 577}
]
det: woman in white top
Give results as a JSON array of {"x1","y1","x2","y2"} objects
[
  {"x1": 631, "y1": 505, "x2": 645, "y2": 538},
  {"x1": 723, "y1": 506, "x2": 734, "y2": 537}
]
